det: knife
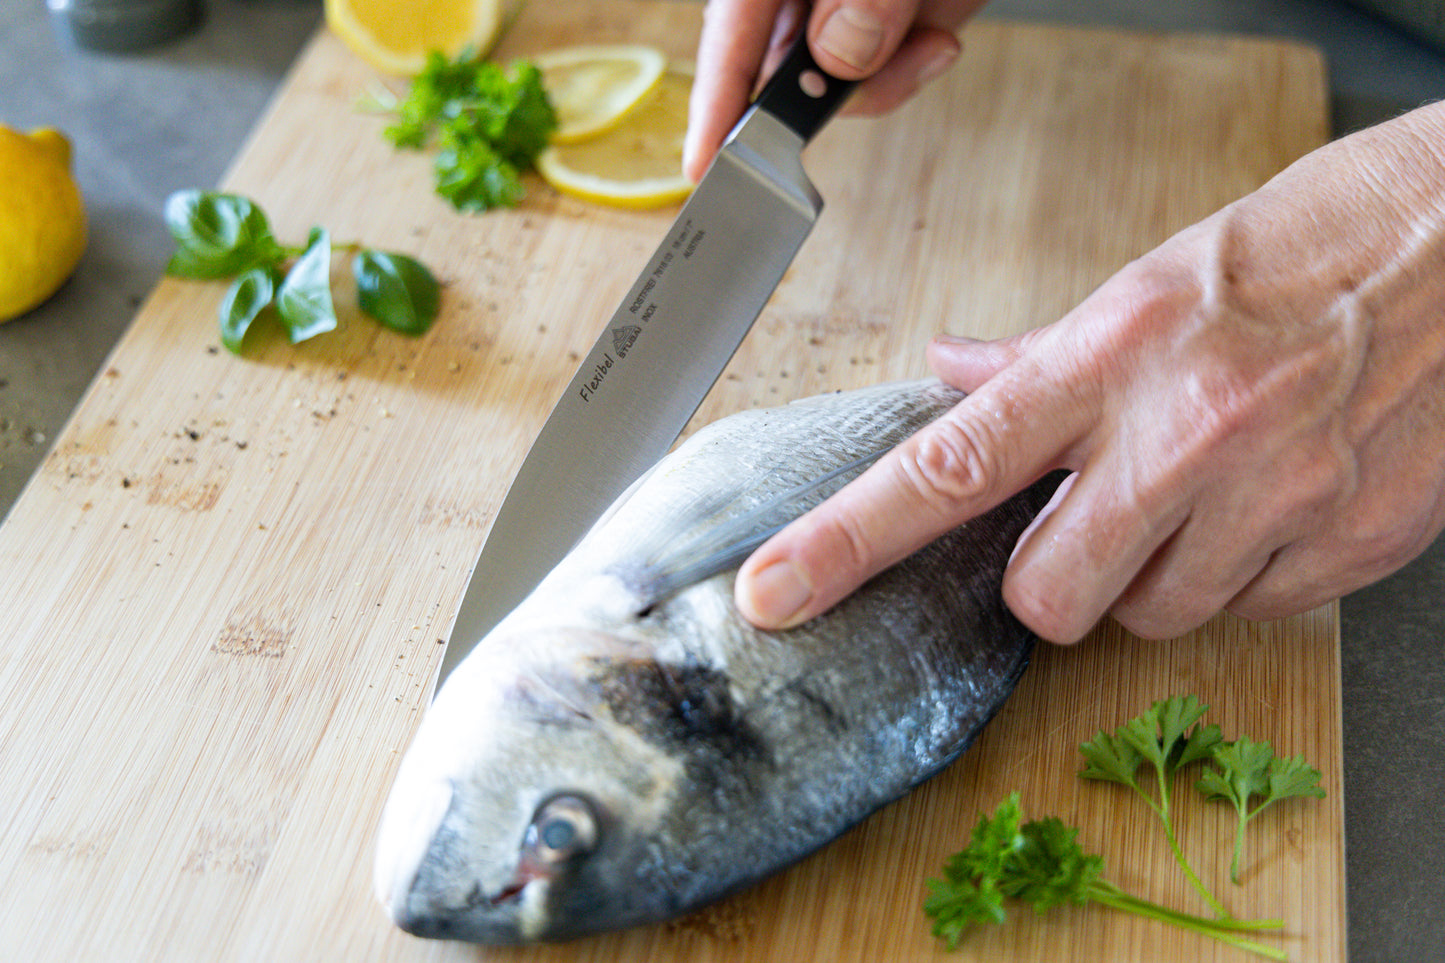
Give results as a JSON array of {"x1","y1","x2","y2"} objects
[{"x1": 433, "y1": 36, "x2": 856, "y2": 693}]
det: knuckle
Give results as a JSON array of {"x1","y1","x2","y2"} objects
[
  {"x1": 1099, "y1": 257, "x2": 1198, "y2": 352},
  {"x1": 1111, "y1": 595, "x2": 1216, "y2": 641},
  {"x1": 1226, "y1": 550, "x2": 1341, "y2": 622},
  {"x1": 1116, "y1": 260, "x2": 1193, "y2": 321},
  {"x1": 1227, "y1": 593, "x2": 1287, "y2": 623},
  {"x1": 1227, "y1": 574, "x2": 1317, "y2": 621},
  {"x1": 816, "y1": 505, "x2": 880, "y2": 581},
  {"x1": 1333, "y1": 489, "x2": 1438, "y2": 577},
  {"x1": 894, "y1": 417, "x2": 1003, "y2": 517}
]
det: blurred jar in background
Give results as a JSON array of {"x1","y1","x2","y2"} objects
[{"x1": 48, "y1": 0, "x2": 204, "y2": 52}]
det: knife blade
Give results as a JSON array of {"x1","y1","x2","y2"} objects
[{"x1": 433, "y1": 37, "x2": 855, "y2": 693}]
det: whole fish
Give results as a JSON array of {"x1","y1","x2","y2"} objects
[{"x1": 374, "y1": 379, "x2": 1062, "y2": 944}]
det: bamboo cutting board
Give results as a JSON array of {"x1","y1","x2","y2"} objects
[{"x1": 0, "y1": 4, "x2": 1339, "y2": 961}]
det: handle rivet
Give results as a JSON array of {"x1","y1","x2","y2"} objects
[{"x1": 799, "y1": 69, "x2": 827, "y2": 99}]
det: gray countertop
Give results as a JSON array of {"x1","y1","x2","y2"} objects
[{"x1": 2, "y1": 0, "x2": 1442, "y2": 958}]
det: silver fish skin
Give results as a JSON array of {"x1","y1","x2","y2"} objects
[{"x1": 374, "y1": 379, "x2": 1063, "y2": 945}]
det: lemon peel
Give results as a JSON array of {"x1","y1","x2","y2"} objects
[
  {"x1": 0, "y1": 126, "x2": 87, "y2": 323},
  {"x1": 536, "y1": 63, "x2": 694, "y2": 210}
]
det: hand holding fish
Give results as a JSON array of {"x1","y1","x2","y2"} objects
[
  {"x1": 735, "y1": 99, "x2": 1445, "y2": 642},
  {"x1": 683, "y1": 0, "x2": 986, "y2": 181}
]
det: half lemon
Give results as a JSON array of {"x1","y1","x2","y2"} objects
[
  {"x1": 536, "y1": 62, "x2": 694, "y2": 210},
  {"x1": 325, "y1": 0, "x2": 519, "y2": 76}
]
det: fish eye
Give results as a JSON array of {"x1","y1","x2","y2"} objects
[{"x1": 526, "y1": 794, "x2": 598, "y2": 864}]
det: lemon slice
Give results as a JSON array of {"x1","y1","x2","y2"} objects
[
  {"x1": 535, "y1": 45, "x2": 668, "y2": 145},
  {"x1": 325, "y1": 0, "x2": 518, "y2": 76},
  {"x1": 536, "y1": 63, "x2": 694, "y2": 210}
]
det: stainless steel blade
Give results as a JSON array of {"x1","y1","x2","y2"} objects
[{"x1": 434, "y1": 108, "x2": 824, "y2": 691}]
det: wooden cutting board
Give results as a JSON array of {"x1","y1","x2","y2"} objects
[{"x1": 0, "y1": 4, "x2": 1339, "y2": 960}]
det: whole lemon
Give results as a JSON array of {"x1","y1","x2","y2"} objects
[{"x1": 0, "y1": 126, "x2": 88, "y2": 323}]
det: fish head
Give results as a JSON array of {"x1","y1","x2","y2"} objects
[{"x1": 374, "y1": 616, "x2": 762, "y2": 944}]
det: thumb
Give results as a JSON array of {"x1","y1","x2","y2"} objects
[
  {"x1": 926, "y1": 330, "x2": 1033, "y2": 391},
  {"x1": 807, "y1": 0, "x2": 923, "y2": 77}
]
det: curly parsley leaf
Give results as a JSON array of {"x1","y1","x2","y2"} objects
[
  {"x1": 924, "y1": 793, "x2": 1021, "y2": 947},
  {"x1": 1198, "y1": 738, "x2": 1326, "y2": 883},
  {"x1": 925, "y1": 875, "x2": 1006, "y2": 948},
  {"x1": 382, "y1": 52, "x2": 556, "y2": 211},
  {"x1": 384, "y1": 49, "x2": 486, "y2": 148},
  {"x1": 924, "y1": 795, "x2": 1286, "y2": 959},
  {"x1": 1001, "y1": 816, "x2": 1104, "y2": 911},
  {"x1": 434, "y1": 126, "x2": 525, "y2": 211},
  {"x1": 472, "y1": 59, "x2": 554, "y2": 166}
]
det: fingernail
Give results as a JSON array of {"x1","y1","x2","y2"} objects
[
  {"x1": 917, "y1": 46, "x2": 958, "y2": 85},
  {"x1": 933, "y1": 333, "x2": 981, "y2": 345},
  {"x1": 741, "y1": 558, "x2": 814, "y2": 627},
  {"x1": 816, "y1": 5, "x2": 885, "y2": 73}
]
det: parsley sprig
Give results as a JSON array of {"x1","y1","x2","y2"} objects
[
  {"x1": 164, "y1": 189, "x2": 440, "y2": 353},
  {"x1": 1080, "y1": 695, "x2": 1326, "y2": 902},
  {"x1": 1198, "y1": 737, "x2": 1326, "y2": 884},
  {"x1": 1079, "y1": 693, "x2": 1229, "y2": 915},
  {"x1": 925, "y1": 695, "x2": 1326, "y2": 959},
  {"x1": 373, "y1": 51, "x2": 556, "y2": 211},
  {"x1": 925, "y1": 794, "x2": 1287, "y2": 960}
]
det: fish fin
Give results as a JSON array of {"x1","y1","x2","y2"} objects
[{"x1": 633, "y1": 445, "x2": 892, "y2": 605}]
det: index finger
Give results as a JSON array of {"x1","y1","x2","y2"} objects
[
  {"x1": 684, "y1": 0, "x2": 794, "y2": 183},
  {"x1": 734, "y1": 363, "x2": 1093, "y2": 630}
]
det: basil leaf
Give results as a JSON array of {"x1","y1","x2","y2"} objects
[
  {"x1": 218, "y1": 266, "x2": 279, "y2": 354},
  {"x1": 354, "y1": 250, "x2": 441, "y2": 335},
  {"x1": 275, "y1": 227, "x2": 336, "y2": 343},
  {"x1": 164, "y1": 189, "x2": 284, "y2": 279}
]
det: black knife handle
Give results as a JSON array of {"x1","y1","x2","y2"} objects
[{"x1": 751, "y1": 31, "x2": 858, "y2": 143}]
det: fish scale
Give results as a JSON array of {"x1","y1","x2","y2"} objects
[{"x1": 374, "y1": 379, "x2": 1065, "y2": 944}]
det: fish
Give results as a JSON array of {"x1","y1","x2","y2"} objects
[{"x1": 373, "y1": 379, "x2": 1064, "y2": 944}]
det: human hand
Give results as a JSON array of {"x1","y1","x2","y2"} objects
[
  {"x1": 684, "y1": 0, "x2": 989, "y2": 182},
  {"x1": 735, "y1": 101, "x2": 1445, "y2": 643}
]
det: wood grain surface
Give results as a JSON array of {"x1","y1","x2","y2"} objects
[{"x1": 0, "y1": 3, "x2": 1338, "y2": 960}]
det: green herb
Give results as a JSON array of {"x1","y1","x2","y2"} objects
[
  {"x1": 383, "y1": 51, "x2": 488, "y2": 148},
  {"x1": 375, "y1": 52, "x2": 556, "y2": 211},
  {"x1": 434, "y1": 127, "x2": 524, "y2": 211},
  {"x1": 218, "y1": 265, "x2": 279, "y2": 354},
  {"x1": 1079, "y1": 694, "x2": 1228, "y2": 915},
  {"x1": 274, "y1": 227, "x2": 337, "y2": 343},
  {"x1": 1198, "y1": 738, "x2": 1326, "y2": 884},
  {"x1": 164, "y1": 190, "x2": 283, "y2": 279},
  {"x1": 164, "y1": 189, "x2": 441, "y2": 354},
  {"x1": 924, "y1": 794, "x2": 1287, "y2": 960},
  {"x1": 353, "y1": 251, "x2": 441, "y2": 335},
  {"x1": 925, "y1": 696, "x2": 1327, "y2": 958}
]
